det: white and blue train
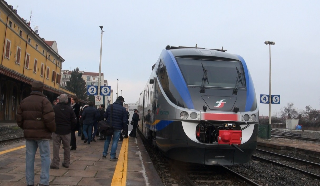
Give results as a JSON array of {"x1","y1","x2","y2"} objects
[{"x1": 137, "y1": 45, "x2": 258, "y2": 165}]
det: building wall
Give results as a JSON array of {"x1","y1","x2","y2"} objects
[
  {"x1": 0, "y1": 4, "x2": 63, "y2": 90},
  {"x1": 0, "y1": 2, "x2": 73, "y2": 121}
]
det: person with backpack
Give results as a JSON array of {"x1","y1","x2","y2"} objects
[{"x1": 102, "y1": 96, "x2": 127, "y2": 161}]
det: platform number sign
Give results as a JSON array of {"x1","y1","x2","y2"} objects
[
  {"x1": 87, "y1": 85, "x2": 98, "y2": 95},
  {"x1": 101, "y1": 86, "x2": 111, "y2": 96},
  {"x1": 271, "y1": 95, "x2": 280, "y2": 104},
  {"x1": 260, "y1": 94, "x2": 280, "y2": 104}
]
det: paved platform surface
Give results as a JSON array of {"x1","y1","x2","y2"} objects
[{"x1": 0, "y1": 131, "x2": 163, "y2": 186}]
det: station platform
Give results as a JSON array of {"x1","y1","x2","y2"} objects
[{"x1": 0, "y1": 131, "x2": 163, "y2": 186}]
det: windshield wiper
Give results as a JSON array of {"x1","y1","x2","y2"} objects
[
  {"x1": 200, "y1": 63, "x2": 209, "y2": 93},
  {"x1": 232, "y1": 67, "x2": 244, "y2": 95}
]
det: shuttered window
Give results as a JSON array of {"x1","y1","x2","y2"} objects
[
  {"x1": 16, "y1": 47, "x2": 21, "y2": 64},
  {"x1": 33, "y1": 59, "x2": 37, "y2": 73},
  {"x1": 56, "y1": 74, "x2": 61, "y2": 84},
  {"x1": 52, "y1": 71, "x2": 56, "y2": 82},
  {"x1": 40, "y1": 63, "x2": 44, "y2": 76},
  {"x1": 25, "y1": 54, "x2": 30, "y2": 69},
  {"x1": 5, "y1": 39, "x2": 11, "y2": 59},
  {"x1": 46, "y1": 67, "x2": 50, "y2": 79}
]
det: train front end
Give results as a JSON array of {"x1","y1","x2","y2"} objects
[{"x1": 151, "y1": 46, "x2": 258, "y2": 165}]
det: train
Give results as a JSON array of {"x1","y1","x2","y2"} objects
[{"x1": 136, "y1": 45, "x2": 258, "y2": 165}]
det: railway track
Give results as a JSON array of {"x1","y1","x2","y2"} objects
[
  {"x1": 168, "y1": 160, "x2": 260, "y2": 186},
  {"x1": 138, "y1": 130, "x2": 259, "y2": 185},
  {"x1": 271, "y1": 130, "x2": 320, "y2": 142},
  {"x1": 0, "y1": 137, "x2": 25, "y2": 144},
  {"x1": 253, "y1": 149, "x2": 320, "y2": 180}
]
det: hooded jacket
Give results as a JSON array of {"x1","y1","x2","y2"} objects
[{"x1": 16, "y1": 91, "x2": 55, "y2": 139}]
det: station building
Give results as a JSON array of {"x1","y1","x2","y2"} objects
[{"x1": 0, "y1": 1, "x2": 74, "y2": 121}]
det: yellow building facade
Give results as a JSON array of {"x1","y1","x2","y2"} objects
[{"x1": 0, "y1": 1, "x2": 74, "y2": 121}]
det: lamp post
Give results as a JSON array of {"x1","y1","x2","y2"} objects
[
  {"x1": 117, "y1": 79, "x2": 118, "y2": 98},
  {"x1": 121, "y1": 90, "x2": 122, "y2": 96},
  {"x1": 98, "y1": 26, "x2": 103, "y2": 96},
  {"x1": 265, "y1": 41, "x2": 275, "y2": 139}
]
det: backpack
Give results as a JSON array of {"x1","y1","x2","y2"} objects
[{"x1": 98, "y1": 104, "x2": 113, "y2": 136}]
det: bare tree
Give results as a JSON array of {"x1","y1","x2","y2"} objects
[
  {"x1": 281, "y1": 103, "x2": 298, "y2": 119},
  {"x1": 304, "y1": 105, "x2": 319, "y2": 121}
]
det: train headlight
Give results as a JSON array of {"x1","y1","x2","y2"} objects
[
  {"x1": 251, "y1": 114, "x2": 256, "y2": 121},
  {"x1": 190, "y1": 112, "x2": 197, "y2": 119},
  {"x1": 243, "y1": 114, "x2": 250, "y2": 121},
  {"x1": 180, "y1": 111, "x2": 189, "y2": 119}
]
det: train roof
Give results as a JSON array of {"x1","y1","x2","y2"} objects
[{"x1": 166, "y1": 45, "x2": 240, "y2": 61}]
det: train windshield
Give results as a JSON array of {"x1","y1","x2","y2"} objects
[{"x1": 176, "y1": 57, "x2": 246, "y2": 88}]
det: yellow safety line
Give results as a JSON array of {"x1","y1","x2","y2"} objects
[
  {"x1": 0, "y1": 145, "x2": 25, "y2": 155},
  {"x1": 111, "y1": 138, "x2": 128, "y2": 186}
]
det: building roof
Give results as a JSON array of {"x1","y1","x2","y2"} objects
[{"x1": 45, "y1": 41, "x2": 55, "y2": 47}]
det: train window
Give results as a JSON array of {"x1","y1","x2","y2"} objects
[
  {"x1": 176, "y1": 58, "x2": 246, "y2": 89},
  {"x1": 157, "y1": 59, "x2": 187, "y2": 108}
]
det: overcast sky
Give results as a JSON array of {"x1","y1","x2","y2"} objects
[{"x1": 7, "y1": 0, "x2": 320, "y2": 116}]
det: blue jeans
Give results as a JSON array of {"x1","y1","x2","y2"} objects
[
  {"x1": 26, "y1": 139, "x2": 50, "y2": 186},
  {"x1": 103, "y1": 130, "x2": 121, "y2": 159},
  {"x1": 92, "y1": 122, "x2": 98, "y2": 139},
  {"x1": 83, "y1": 124, "x2": 93, "y2": 142}
]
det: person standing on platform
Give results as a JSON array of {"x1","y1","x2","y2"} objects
[
  {"x1": 79, "y1": 104, "x2": 89, "y2": 140},
  {"x1": 119, "y1": 108, "x2": 129, "y2": 141},
  {"x1": 70, "y1": 96, "x2": 80, "y2": 150},
  {"x1": 92, "y1": 107, "x2": 101, "y2": 142},
  {"x1": 97, "y1": 104, "x2": 106, "y2": 140},
  {"x1": 50, "y1": 94, "x2": 76, "y2": 169},
  {"x1": 82, "y1": 101, "x2": 97, "y2": 144},
  {"x1": 102, "y1": 96, "x2": 127, "y2": 161},
  {"x1": 17, "y1": 80, "x2": 56, "y2": 186},
  {"x1": 129, "y1": 109, "x2": 140, "y2": 137}
]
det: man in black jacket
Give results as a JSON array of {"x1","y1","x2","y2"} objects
[
  {"x1": 82, "y1": 101, "x2": 97, "y2": 144},
  {"x1": 129, "y1": 109, "x2": 140, "y2": 137},
  {"x1": 102, "y1": 96, "x2": 127, "y2": 161},
  {"x1": 50, "y1": 94, "x2": 76, "y2": 169},
  {"x1": 70, "y1": 96, "x2": 80, "y2": 150}
]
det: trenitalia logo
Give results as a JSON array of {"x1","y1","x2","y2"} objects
[{"x1": 214, "y1": 99, "x2": 226, "y2": 108}]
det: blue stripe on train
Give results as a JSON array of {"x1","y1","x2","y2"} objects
[
  {"x1": 161, "y1": 50, "x2": 195, "y2": 109},
  {"x1": 145, "y1": 120, "x2": 174, "y2": 131},
  {"x1": 237, "y1": 55, "x2": 256, "y2": 111}
]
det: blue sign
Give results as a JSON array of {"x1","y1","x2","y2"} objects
[
  {"x1": 260, "y1": 94, "x2": 280, "y2": 104},
  {"x1": 101, "y1": 86, "x2": 111, "y2": 96},
  {"x1": 271, "y1": 95, "x2": 280, "y2": 104},
  {"x1": 87, "y1": 85, "x2": 98, "y2": 95}
]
